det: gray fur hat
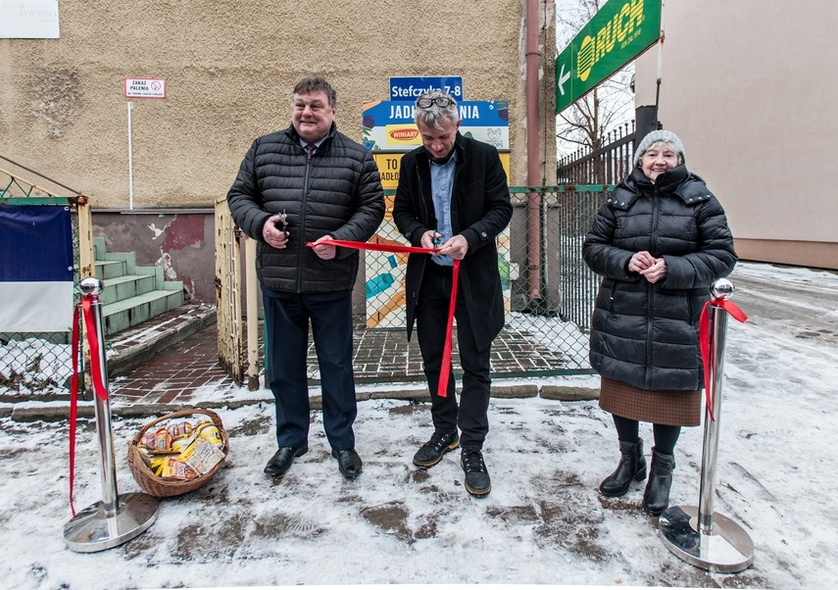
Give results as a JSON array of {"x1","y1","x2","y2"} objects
[{"x1": 633, "y1": 129, "x2": 685, "y2": 166}]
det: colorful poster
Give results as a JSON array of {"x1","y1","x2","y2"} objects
[
  {"x1": 362, "y1": 99, "x2": 512, "y2": 329},
  {"x1": 362, "y1": 100, "x2": 510, "y2": 152},
  {"x1": 372, "y1": 152, "x2": 511, "y2": 191}
]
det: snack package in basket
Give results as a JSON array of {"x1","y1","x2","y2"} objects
[
  {"x1": 178, "y1": 435, "x2": 226, "y2": 475},
  {"x1": 151, "y1": 456, "x2": 199, "y2": 480}
]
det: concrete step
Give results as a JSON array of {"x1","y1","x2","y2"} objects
[
  {"x1": 93, "y1": 235, "x2": 106, "y2": 260},
  {"x1": 100, "y1": 250, "x2": 136, "y2": 274},
  {"x1": 95, "y1": 258, "x2": 129, "y2": 280},
  {"x1": 99, "y1": 273, "x2": 159, "y2": 304},
  {"x1": 102, "y1": 288, "x2": 185, "y2": 335},
  {"x1": 92, "y1": 236, "x2": 187, "y2": 336}
]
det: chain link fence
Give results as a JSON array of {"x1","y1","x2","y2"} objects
[{"x1": 365, "y1": 186, "x2": 607, "y2": 377}]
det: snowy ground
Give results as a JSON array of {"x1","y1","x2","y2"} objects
[{"x1": 1, "y1": 261, "x2": 837, "y2": 590}]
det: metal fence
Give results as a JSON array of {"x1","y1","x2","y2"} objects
[
  {"x1": 557, "y1": 121, "x2": 637, "y2": 186},
  {"x1": 0, "y1": 165, "x2": 94, "y2": 395},
  {"x1": 496, "y1": 185, "x2": 605, "y2": 375}
]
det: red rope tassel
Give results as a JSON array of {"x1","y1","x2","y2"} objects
[{"x1": 698, "y1": 296, "x2": 748, "y2": 422}]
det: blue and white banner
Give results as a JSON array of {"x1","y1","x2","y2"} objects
[{"x1": 0, "y1": 205, "x2": 74, "y2": 332}]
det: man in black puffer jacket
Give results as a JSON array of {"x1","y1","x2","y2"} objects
[
  {"x1": 227, "y1": 76, "x2": 384, "y2": 481},
  {"x1": 583, "y1": 129, "x2": 736, "y2": 516}
]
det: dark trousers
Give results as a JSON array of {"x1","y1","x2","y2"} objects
[
  {"x1": 262, "y1": 287, "x2": 357, "y2": 451},
  {"x1": 416, "y1": 262, "x2": 492, "y2": 450}
]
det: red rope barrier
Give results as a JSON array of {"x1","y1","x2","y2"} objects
[{"x1": 81, "y1": 298, "x2": 108, "y2": 401}]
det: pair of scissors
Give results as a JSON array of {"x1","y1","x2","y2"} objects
[{"x1": 276, "y1": 209, "x2": 289, "y2": 237}]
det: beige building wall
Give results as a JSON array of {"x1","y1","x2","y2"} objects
[
  {"x1": 634, "y1": 0, "x2": 838, "y2": 270},
  {"x1": 0, "y1": 0, "x2": 558, "y2": 209}
]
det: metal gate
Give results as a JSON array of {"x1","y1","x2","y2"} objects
[{"x1": 214, "y1": 196, "x2": 244, "y2": 385}]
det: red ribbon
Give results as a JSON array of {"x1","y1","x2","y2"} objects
[
  {"x1": 307, "y1": 238, "x2": 458, "y2": 398},
  {"x1": 438, "y1": 260, "x2": 460, "y2": 398},
  {"x1": 68, "y1": 294, "x2": 110, "y2": 515},
  {"x1": 313, "y1": 238, "x2": 437, "y2": 256},
  {"x1": 698, "y1": 296, "x2": 748, "y2": 422}
]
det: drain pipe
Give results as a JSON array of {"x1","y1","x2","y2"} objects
[{"x1": 525, "y1": 0, "x2": 543, "y2": 306}]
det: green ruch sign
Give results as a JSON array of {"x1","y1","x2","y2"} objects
[{"x1": 556, "y1": 0, "x2": 661, "y2": 112}]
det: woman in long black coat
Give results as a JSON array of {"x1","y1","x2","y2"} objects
[{"x1": 582, "y1": 129, "x2": 737, "y2": 516}]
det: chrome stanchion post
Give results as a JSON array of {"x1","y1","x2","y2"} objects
[
  {"x1": 659, "y1": 278, "x2": 754, "y2": 573},
  {"x1": 63, "y1": 277, "x2": 159, "y2": 552},
  {"x1": 697, "y1": 281, "x2": 730, "y2": 537}
]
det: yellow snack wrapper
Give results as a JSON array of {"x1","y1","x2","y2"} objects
[{"x1": 177, "y1": 436, "x2": 225, "y2": 475}]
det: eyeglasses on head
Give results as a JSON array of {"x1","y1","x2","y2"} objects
[{"x1": 416, "y1": 96, "x2": 455, "y2": 109}]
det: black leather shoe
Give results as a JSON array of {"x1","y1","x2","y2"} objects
[
  {"x1": 264, "y1": 445, "x2": 308, "y2": 477},
  {"x1": 332, "y1": 448, "x2": 363, "y2": 479},
  {"x1": 413, "y1": 430, "x2": 459, "y2": 468},
  {"x1": 461, "y1": 448, "x2": 491, "y2": 497}
]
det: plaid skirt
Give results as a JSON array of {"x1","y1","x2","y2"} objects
[{"x1": 598, "y1": 377, "x2": 701, "y2": 426}]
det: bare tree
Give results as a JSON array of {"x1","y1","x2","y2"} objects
[{"x1": 555, "y1": 0, "x2": 635, "y2": 168}]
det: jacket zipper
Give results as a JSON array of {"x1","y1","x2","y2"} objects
[
  {"x1": 646, "y1": 187, "x2": 661, "y2": 389},
  {"x1": 296, "y1": 152, "x2": 312, "y2": 293}
]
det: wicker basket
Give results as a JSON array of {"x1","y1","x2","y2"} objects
[{"x1": 127, "y1": 408, "x2": 229, "y2": 498}]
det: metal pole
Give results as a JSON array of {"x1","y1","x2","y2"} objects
[
  {"x1": 88, "y1": 284, "x2": 119, "y2": 517},
  {"x1": 127, "y1": 101, "x2": 134, "y2": 210},
  {"x1": 524, "y1": 0, "x2": 542, "y2": 308},
  {"x1": 697, "y1": 297, "x2": 729, "y2": 535},
  {"x1": 659, "y1": 278, "x2": 754, "y2": 572},
  {"x1": 64, "y1": 277, "x2": 158, "y2": 552},
  {"x1": 654, "y1": 1, "x2": 665, "y2": 128}
]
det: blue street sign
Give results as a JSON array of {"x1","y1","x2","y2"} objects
[{"x1": 389, "y1": 76, "x2": 464, "y2": 100}]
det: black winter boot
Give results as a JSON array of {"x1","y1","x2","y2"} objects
[
  {"x1": 643, "y1": 448, "x2": 675, "y2": 516},
  {"x1": 599, "y1": 438, "x2": 647, "y2": 497}
]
